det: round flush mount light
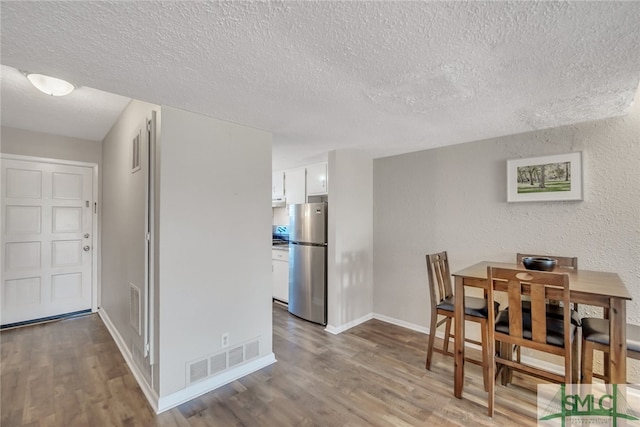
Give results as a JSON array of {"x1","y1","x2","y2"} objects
[{"x1": 26, "y1": 73, "x2": 75, "y2": 96}]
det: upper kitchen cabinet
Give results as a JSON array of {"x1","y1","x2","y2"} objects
[
  {"x1": 306, "y1": 162, "x2": 328, "y2": 195},
  {"x1": 272, "y1": 170, "x2": 285, "y2": 199},
  {"x1": 285, "y1": 168, "x2": 306, "y2": 205}
]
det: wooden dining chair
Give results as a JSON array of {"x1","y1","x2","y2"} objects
[
  {"x1": 487, "y1": 267, "x2": 577, "y2": 417},
  {"x1": 510, "y1": 253, "x2": 580, "y2": 381},
  {"x1": 580, "y1": 317, "x2": 640, "y2": 383},
  {"x1": 425, "y1": 251, "x2": 497, "y2": 391}
]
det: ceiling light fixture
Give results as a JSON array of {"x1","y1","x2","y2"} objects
[{"x1": 26, "y1": 73, "x2": 75, "y2": 96}]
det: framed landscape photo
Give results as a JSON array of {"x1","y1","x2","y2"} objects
[{"x1": 507, "y1": 152, "x2": 583, "y2": 202}]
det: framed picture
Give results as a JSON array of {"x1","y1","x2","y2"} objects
[{"x1": 507, "y1": 152, "x2": 583, "y2": 202}]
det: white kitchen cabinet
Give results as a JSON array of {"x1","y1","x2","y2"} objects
[
  {"x1": 306, "y1": 162, "x2": 328, "y2": 195},
  {"x1": 272, "y1": 170, "x2": 285, "y2": 199},
  {"x1": 272, "y1": 249, "x2": 289, "y2": 303},
  {"x1": 285, "y1": 168, "x2": 306, "y2": 205}
]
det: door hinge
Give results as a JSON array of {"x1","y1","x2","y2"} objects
[
  {"x1": 147, "y1": 120, "x2": 152, "y2": 132},
  {"x1": 146, "y1": 232, "x2": 151, "y2": 241},
  {"x1": 94, "y1": 202, "x2": 97, "y2": 214},
  {"x1": 145, "y1": 342, "x2": 150, "y2": 353}
]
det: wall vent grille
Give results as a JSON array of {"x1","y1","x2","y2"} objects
[
  {"x1": 189, "y1": 359, "x2": 209, "y2": 384},
  {"x1": 210, "y1": 353, "x2": 227, "y2": 375},
  {"x1": 228, "y1": 346, "x2": 244, "y2": 367},
  {"x1": 129, "y1": 283, "x2": 141, "y2": 335},
  {"x1": 131, "y1": 340, "x2": 152, "y2": 383},
  {"x1": 186, "y1": 337, "x2": 261, "y2": 385},
  {"x1": 245, "y1": 340, "x2": 259, "y2": 360}
]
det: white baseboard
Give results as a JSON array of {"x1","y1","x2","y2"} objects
[
  {"x1": 98, "y1": 308, "x2": 160, "y2": 412},
  {"x1": 373, "y1": 313, "x2": 429, "y2": 334},
  {"x1": 157, "y1": 353, "x2": 276, "y2": 413},
  {"x1": 325, "y1": 312, "x2": 373, "y2": 334},
  {"x1": 371, "y1": 311, "x2": 564, "y2": 372},
  {"x1": 99, "y1": 307, "x2": 277, "y2": 414}
]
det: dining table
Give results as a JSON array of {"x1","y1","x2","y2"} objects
[{"x1": 451, "y1": 261, "x2": 632, "y2": 399}]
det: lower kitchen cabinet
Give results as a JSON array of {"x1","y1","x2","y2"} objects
[{"x1": 272, "y1": 249, "x2": 289, "y2": 303}]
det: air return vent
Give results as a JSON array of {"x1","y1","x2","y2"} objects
[
  {"x1": 228, "y1": 346, "x2": 244, "y2": 367},
  {"x1": 245, "y1": 340, "x2": 259, "y2": 360},
  {"x1": 210, "y1": 353, "x2": 227, "y2": 375},
  {"x1": 189, "y1": 359, "x2": 208, "y2": 383},
  {"x1": 186, "y1": 337, "x2": 262, "y2": 385},
  {"x1": 129, "y1": 283, "x2": 141, "y2": 335}
]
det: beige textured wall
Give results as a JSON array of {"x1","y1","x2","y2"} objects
[{"x1": 373, "y1": 87, "x2": 640, "y2": 378}]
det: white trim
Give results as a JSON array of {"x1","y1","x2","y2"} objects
[
  {"x1": 325, "y1": 312, "x2": 373, "y2": 334},
  {"x1": 0, "y1": 153, "x2": 97, "y2": 168},
  {"x1": 0, "y1": 153, "x2": 100, "y2": 315},
  {"x1": 157, "y1": 353, "x2": 277, "y2": 414},
  {"x1": 100, "y1": 307, "x2": 277, "y2": 415},
  {"x1": 373, "y1": 312, "x2": 484, "y2": 351},
  {"x1": 92, "y1": 163, "x2": 99, "y2": 313},
  {"x1": 99, "y1": 308, "x2": 159, "y2": 412},
  {"x1": 373, "y1": 313, "x2": 429, "y2": 334},
  {"x1": 371, "y1": 312, "x2": 566, "y2": 371}
]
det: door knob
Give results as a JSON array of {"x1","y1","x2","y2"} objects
[
  {"x1": 83, "y1": 246, "x2": 91, "y2": 252},
  {"x1": 84, "y1": 233, "x2": 90, "y2": 238}
]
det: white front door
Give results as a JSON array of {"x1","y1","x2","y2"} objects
[{"x1": 1, "y1": 158, "x2": 94, "y2": 326}]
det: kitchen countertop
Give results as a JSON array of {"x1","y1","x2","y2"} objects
[{"x1": 272, "y1": 244, "x2": 289, "y2": 251}]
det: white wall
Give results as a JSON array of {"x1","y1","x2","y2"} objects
[
  {"x1": 1, "y1": 126, "x2": 101, "y2": 164},
  {"x1": 157, "y1": 106, "x2": 273, "y2": 400},
  {"x1": 326, "y1": 149, "x2": 374, "y2": 332},
  {"x1": 373, "y1": 87, "x2": 640, "y2": 376}
]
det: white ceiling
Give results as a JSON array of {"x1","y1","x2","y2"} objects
[{"x1": 2, "y1": 1, "x2": 640, "y2": 170}]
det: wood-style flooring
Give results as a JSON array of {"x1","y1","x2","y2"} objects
[{"x1": 1, "y1": 303, "x2": 541, "y2": 426}]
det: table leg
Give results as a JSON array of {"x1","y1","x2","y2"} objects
[
  {"x1": 454, "y1": 276, "x2": 465, "y2": 398},
  {"x1": 608, "y1": 298, "x2": 626, "y2": 384}
]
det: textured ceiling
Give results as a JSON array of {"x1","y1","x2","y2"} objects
[{"x1": 2, "y1": 1, "x2": 640, "y2": 169}]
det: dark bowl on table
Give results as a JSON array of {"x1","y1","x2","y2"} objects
[{"x1": 521, "y1": 257, "x2": 557, "y2": 271}]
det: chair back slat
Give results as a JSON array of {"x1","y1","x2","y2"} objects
[
  {"x1": 531, "y1": 285, "x2": 548, "y2": 344},
  {"x1": 507, "y1": 280, "x2": 523, "y2": 339},
  {"x1": 426, "y1": 251, "x2": 453, "y2": 305}
]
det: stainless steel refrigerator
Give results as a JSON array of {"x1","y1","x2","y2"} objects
[{"x1": 288, "y1": 202, "x2": 327, "y2": 325}]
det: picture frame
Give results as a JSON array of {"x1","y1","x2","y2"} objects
[{"x1": 507, "y1": 152, "x2": 583, "y2": 202}]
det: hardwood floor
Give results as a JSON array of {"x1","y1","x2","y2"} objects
[{"x1": 1, "y1": 303, "x2": 541, "y2": 426}]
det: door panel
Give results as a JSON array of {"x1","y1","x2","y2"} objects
[{"x1": 1, "y1": 159, "x2": 94, "y2": 326}]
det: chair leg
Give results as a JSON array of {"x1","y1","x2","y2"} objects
[
  {"x1": 571, "y1": 334, "x2": 579, "y2": 384},
  {"x1": 426, "y1": 311, "x2": 439, "y2": 370},
  {"x1": 603, "y1": 352, "x2": 611, "y2": 383},
  {"x1": 487, "y1": 326, "x2": 495, "y2": 417},
  {"x1": 500, "y1": 341, "x2": 513, "y2": 386},
  {"x1": 481, "y1": 320, "x2": 489, "y2": 392},
  {"x1": 581, "y1": 339, "x2": 594, "y2": 384},
  {"x1": 443, "y1": 317, "x2": 452, "y2": 355}
]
